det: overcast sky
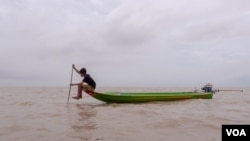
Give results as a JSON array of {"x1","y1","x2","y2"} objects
[{"x1": 1, "y1": 0, "x2": 250, "y2": 87}]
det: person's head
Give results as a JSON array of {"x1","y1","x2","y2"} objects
[{"x1": 80, "y1": 68, "x2": 87, "y2": 77}]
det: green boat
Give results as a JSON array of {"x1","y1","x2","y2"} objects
[{"x1": 86, "y1": 91, "x2": 213, "y2": 103}]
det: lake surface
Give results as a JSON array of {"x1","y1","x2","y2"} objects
[{"x1": 0, "y1": 87, "x2": 249, "y2": 141}]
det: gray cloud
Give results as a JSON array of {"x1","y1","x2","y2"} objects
[{"x1": 1, "y1": 0, "x2": 250, "y2": 87}]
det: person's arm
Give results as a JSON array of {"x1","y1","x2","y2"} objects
[
  {"x1": 72, "y1": 64, "x2": 81, "y2": 75},
  {"x1": 70, "y1": 82, "x2": 83, "y2": 86}
]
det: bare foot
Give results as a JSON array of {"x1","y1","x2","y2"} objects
[{"x1": 72, "y1": 96, "x2": 81, "y2": 100}]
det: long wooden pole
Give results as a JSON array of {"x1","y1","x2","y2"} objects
[{"x1": 67, "y1": 66, "x2": 74, "y2": 104}]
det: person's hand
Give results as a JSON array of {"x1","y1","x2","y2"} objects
[{"x1": 72, "y1": 64, "x2": 76, "y2": 69}]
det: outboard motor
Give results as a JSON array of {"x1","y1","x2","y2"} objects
[{"x1": 202, "y1": 83, "x2": 213, "y2": 92}]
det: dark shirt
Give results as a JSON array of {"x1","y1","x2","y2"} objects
[{"x1": 82, "y1": 74, "x2": 96, "y2": 89}]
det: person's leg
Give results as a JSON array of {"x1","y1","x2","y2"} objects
[
  {"x1": 73, "y1": 84, "x2": 94, "y2": 99},
  {"x1": 77, "y1": 84, "x2": 83, "y2": 98},
  {"x1": 82, "y1": 85, "x2": 94, "y2": 94},
  {"x1": 72, "y1": 84, "x2": 83, "y2": 99}
]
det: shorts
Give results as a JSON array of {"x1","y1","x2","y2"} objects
[{"x1": 82, "y1": 84, "x2": 94, "y2": 93}]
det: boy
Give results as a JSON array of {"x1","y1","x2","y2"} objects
[{"x1": 70, "y1": 64, "x2": 96, "y2": 100}]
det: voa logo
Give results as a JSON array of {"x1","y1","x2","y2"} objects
[{"x1": 226, "y1": 129, "x2": 246, "y2": 136}]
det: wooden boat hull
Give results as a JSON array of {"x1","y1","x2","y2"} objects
[{"x1": 87, "y1": 91, "x2": 213, "y2": 103}]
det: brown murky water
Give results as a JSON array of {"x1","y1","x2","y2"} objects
[{"x1": 0, "y1": 87, "x2": 249, "y2": 141}]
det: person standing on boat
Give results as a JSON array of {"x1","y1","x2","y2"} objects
[{"x1": 70, "y1": 64, "x2": 96, "y2": 100}]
